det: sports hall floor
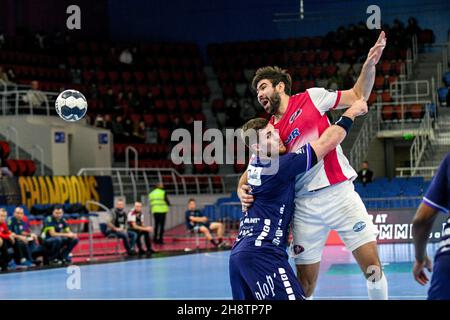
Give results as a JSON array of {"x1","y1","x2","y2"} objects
[{"x1": 0, "y1": 243, "x2": 437, "y2": 300}]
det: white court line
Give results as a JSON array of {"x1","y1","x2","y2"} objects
[{"x1": 314, "y1": 295, "x2": 427, "y2": 299}]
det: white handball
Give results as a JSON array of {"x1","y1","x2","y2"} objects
[{"x1": 55, "y1": 89, "x2": 88, "y2": 122}]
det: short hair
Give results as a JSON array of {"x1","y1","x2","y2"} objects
[
  {"x1": 53, "y1": 205, "x2": 63, "y2": 211},
  {"x1": 240, "y1": 118, "x2": 270, "y2": 147},
  {"x1": 251, "y1": 66, "x2": 292, "y2": 95},
  {"x1": 14, "y1": 207, "x2": 24, "y2": 212},
  {"x1": 188, "y1": 198, "x2": 196, "y2": 203},
  {"x1": 0, "y1": 208, "x2": 6, "y2": 214}
]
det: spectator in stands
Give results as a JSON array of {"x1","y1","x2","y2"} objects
[
  {"x1": 41, "y1": 205, "x2": 79, "y2": 264},
  {"x1": 111, "y1": 115, "x2": 130, "y2": 143},
  {"x1": 0, "y1": 159, "x2": 13, "y2": 177},
  {"x1": 119, "y1": 48, "x2": 133, "y2": 65},
  {"x1": 102, "y1": 88, "x2": 116, "y2": 111},
  {"x1": 0, "y1": 208, "x2": 12, "y2": 271},
  {"x1": 147, "y1": 127, "x2": 158, "y2": 144},
  {"x1": 149, "y1": 183, "x2": 170, "y2": 244},
  {"x1": 8, "y1": 207, "x2": 42, "y2": 266},
  {"x1": 133, "y1": 121, "x2": 146, "y2": 143},
  {"x1": 22, "y1": 80, "x2": 47, "y2": 113},
  {"x1": 106, "y1": 199, "x2": 137, "y2": 256},
  {"x1": 225, "y1": 98, "x2": 241, "y2": 128},
  {"x1": 127, "y1": 201, "x2": 155, "y2": 256},
  {"x1": 0, "y1": 208, "x2": 31, "y2": 269},
  {"x1": 357, "y1": 161, "x2": 374, "y2": 186},
  {"x1": 406, "y1": 17, "x2": 421, "y2": 39},
  {"x1": 126, "y1": 91, "x2": 140, "y2": 110},
  {"x1": 0, "y1": 65, "x2": 11, "y2": 84},
  {"x1": 185, "y1": 199, "x2": 226, "y2": 248}
]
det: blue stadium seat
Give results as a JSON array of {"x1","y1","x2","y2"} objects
[
  {"x1": 443, "y1": 72, "x2": 450, "y2": 86},
  {"x1": 438, "y1": 87, "x2": 448, "y2": 106}
]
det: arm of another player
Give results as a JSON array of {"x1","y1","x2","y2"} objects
[
  {"x1": 411, "y1": 203, "x2": 437, "y2": 285},
  {"x1": 310, "y1": 99, "x2": 367, "y2": 160},
  {"x1": 237, "y1": 171, "x2": 254, "y2": 210},
  {"x1": 337, "y1": 31, "x2": 387, "y2": 108},
  {"x1": 412, "y1": 155, "x2": 449, "y2": 285}
]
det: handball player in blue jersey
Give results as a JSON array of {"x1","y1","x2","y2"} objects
[
  {"x1": 229, "y1": 99, "x2": 368, "y2": 300},
  {"x1": 412, "y1": 152, "x2": 450, "y2": 299}
]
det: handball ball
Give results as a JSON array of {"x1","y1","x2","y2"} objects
[{"x1": 55, "y1": 89, "x2": 88, "y2": 122}]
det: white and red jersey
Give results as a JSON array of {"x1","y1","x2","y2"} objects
[{"x1": 270, "y1": 88, "x2": 357, "y2": 194}]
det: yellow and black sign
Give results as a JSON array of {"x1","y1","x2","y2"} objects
[{"x1": 18, "y1": 176, "x2": 113, "y2": 211}]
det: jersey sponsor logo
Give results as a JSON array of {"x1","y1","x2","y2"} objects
[
  {"x1": 289, "y1": 109, "x2": 302, "y2": 124},
  {"x1": 284, "y1": 128, "x2": 300, "y2": 145},
  {"x1": 353, "y1": 221, "x2": 366, "y2": 232},
  {"x1": 254, "y1": 273, "x2": 276, "y2": 300},
  {"x1": 326, "y1": 88, "x2": 336, "y2": 93},
  {"x1": 248, "y1": 166, "x2": 263, "y2": 186}
]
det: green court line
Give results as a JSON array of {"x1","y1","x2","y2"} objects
[{"x1": 326, "y1": 262, "x2": 413, "y2": 275}]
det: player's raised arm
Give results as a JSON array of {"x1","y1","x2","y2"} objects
[
  {"x1": 337, "y1": 31, "x2": 387, "y2": 108},
  {"x1": 310, "y1": 99, "x2": 368, "y2": 160}
]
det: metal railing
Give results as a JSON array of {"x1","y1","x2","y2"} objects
[
  {"x1": 349, "y1": 108, "x2": 377, "y2": 169},
  {"x1": 77, "y1": 167, "x2": 238, "y2": 199},
  {"x1": 396, "y1": 166, "x2": 438, "y2": 178},
  {"x1": 410, "y1": 111, "x2": 433, "y2": 176},
  {"x1": 30, "y1": 144, "x2": 45, "y2": 175},
  {"x1": 125, "y1": 146, "x2": 138, "y2": 174},
  {"x1": 0, "y1": 89, "x2": 59, "y2": 116},
  {"x1": 4, "y1": 126, "x2": 19, "y2": 159},
  {"x1": 390, "y1": 80, "x2": 430, "y2": 102}
]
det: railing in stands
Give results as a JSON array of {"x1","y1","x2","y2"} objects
[
  {"x1": 0, "y1": 89, "x2": 59, "y2": 116},
  {"x1": 349, "y1": 108, "x2": 377, "y2": 170},
  {"x1": 4, "y1": 125, "x2": 19, "y2": 159},
  {"x1": 389, "y1": 80, "x2": 430, "y2": 102},
  {"x1": 396, "y1": 166, "x2": 438, "y2": 178},
  {"x1": 77, "y1": 167, "x2": 240, "y2": 199},
  {"x1": 30, "y1": 144, "x2": 45, "y2": 175},
  {"x1": 125, "y1": 145, "x2": 138, "y2": 174},
  {"x1": 410, "y1": 111, "x2": 433, "y2": 176}
]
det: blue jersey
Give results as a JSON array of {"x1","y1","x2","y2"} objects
[
  {"x1": 422, "y1": 152, "x2": 450, "y2": 259},
  {"x1": 7, "y1": 217, "x2": 30, "y2": 235},
  {"x1": 231, "y1": 143, "x2": 316, "y2": 256}
]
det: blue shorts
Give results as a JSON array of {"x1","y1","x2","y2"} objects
[
  {"x1": 229, "y1": 250, "x2": 305, "y2": 300},
  {"x1": 428, "y1": 254, "x2": 450, "y2": 300}
]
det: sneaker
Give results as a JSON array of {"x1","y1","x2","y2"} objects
[
  {"x1": 21, "y1": 260, "x2": 36, "y2": 268},
  {"x1": 62, "y1": 258, "x2": 72, "y2": 265},
  {"x1": 50, "y1": 259, "x2": 63, "y2": 266},
  {"x1": 7, "y1": 261, "x2": 17, "y2": 270},
  {"x1": 217, "y1": 241, "x2": 228, "y2": 249}
]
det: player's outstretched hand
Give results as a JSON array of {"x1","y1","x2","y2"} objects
[
  {"x1": 344, "y1": 98, "x2": 368, "y2": 120},
  {"x1": 365, "y1": 31, "x2": 386, "y2": 67},
  {"x1": 413, "y1": 256, "x2": 432, "y2": 285},
  {"x1": 238, "y1": 184, "x2": 254, "y2": 211}
]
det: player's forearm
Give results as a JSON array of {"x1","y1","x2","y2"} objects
[
  {"x1": 352, "y1": 62, "x2": 376, "y2": 101},
  {"x1": 412, "y1": 206, "x2": 437, "y2": 262},
  {"x1": 310, "y1": 125, "x2": 347, "y2": 160},
  {"x1": 237, "y1": 171, "x2": 248, "y2": 193}
]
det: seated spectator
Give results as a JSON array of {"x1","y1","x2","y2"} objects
[
  {"x1": 357, "y1": 161, "x2": 374, "y2": 186},
  {"x1": 111, "y1": 115, "x2": 130, "y2": 143},
  {"x1": 0, "y1": 208, "x2": 31, "y2": 270},
  {"x1": 8, "y1": 207, "x2": 43, "y2": 266},
  {"x1": 0, "y1": 159, "x2": 13, "y2": 177},
  {"x1": 102, "y1": 88, "x2": 116, "y2": 111},
  {"x1": 0, "y1": 65, "x2": 11, "y2": 84},
  {"x1": 22, "y1": 80, "x2": 48, "y2": 113},
  {"x1": 0, "y1": 208, "x2": 12, "y2": 271},
  {"x1": 133, "y1": 121, "x2": 146, "y2": 143},
  {"x1": 127, "y1": 202, "x2": 155, "y2": 256},
  {"x1": 185, "y1": 199, "x2": 226, "y2": 248},
  {"x1": 40, "y1": 205, "x2": 79, "y2": 265},
  {"x1": 106, "y1": 199, "x2": 137, "y2": 256}
]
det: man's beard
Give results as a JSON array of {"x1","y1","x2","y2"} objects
[{"x1": 267, "y1": 92, "x2": 281, "y2": 115}]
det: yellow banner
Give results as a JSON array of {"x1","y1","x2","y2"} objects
[{"x1": 19, "y1": 176, "x2": 101, "y2": 211}]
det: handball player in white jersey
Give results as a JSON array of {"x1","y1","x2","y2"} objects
[{"x1": 238, "y1": 32, "x2": 388, "y2": 299}]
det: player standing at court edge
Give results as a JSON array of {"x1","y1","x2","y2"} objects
[{"x1": 238, "y1": 31, "x2": 388, "y2": 300}]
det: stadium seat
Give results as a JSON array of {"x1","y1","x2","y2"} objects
[{"x1": 438, "y1": 87, "x2": 448, "y2": 106}]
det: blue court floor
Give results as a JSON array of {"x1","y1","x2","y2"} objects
[{"x1": 0, "y1": 243, "x2": 438, "y2": 300}]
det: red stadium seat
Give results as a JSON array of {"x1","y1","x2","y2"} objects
[
  {"x1": 374, "y1": 76, "x2": 386, "y2": 91},
  {"x1": 134, "y1": 72, "x2": 145, "y2": 83},
  {"x1": 381, "y1": 92, "x2": 393, "y2": 103},
  {"x1": 108, "y1": 71, "x2": 119, "y2": 83},
  {"x1": 379, "y1": 61, "x2": 392, "y2": 75},
  {"x1": 311, "y1": 66, "x2": 323, "y2": 79},
  {"x1": 410, "y1": 104, "x2": 424, "y2": 120},
  {"x1": 179, "y1": 100, "x2": 190, "y2": 112},
  {"x1": 158, "y1": 128, "x2": 170, "y2": 143},
  {"x1": 382, "y1": 105, "x2": 394, "y2": 121},
  {"x1": 318, "y1": 50, "x2": 330, "y2": 63},
  {"x1": 368, "y1": 92, "x2": 378, "y2": 105},
  {"x1": 332, "y1": 50, "x2": 343, "y2": 62},
  {"x1": 156, "y1": 114, "x2": 169, "y2": 126},
  {"x1": 121, "y1": 71, "x2": 132, "y2": 83},
  {"x1": 394, "y1": 105, "x2": 405, "y2": 120},
  {"x1": 6, "y1": 159, "x2": 18, "y2": 176},
  {"x1": 304, "y1": 50, "x2": 316, "y2": 64}
]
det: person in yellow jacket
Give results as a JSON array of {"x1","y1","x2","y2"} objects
[{"x1": 149, "y1": 183, "x2": 170, "y2": 244}]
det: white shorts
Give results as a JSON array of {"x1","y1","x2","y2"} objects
[{"x1": 291, "y1": 180, "x2": 377, "y2": 265}]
